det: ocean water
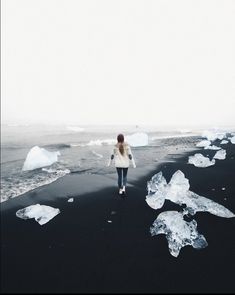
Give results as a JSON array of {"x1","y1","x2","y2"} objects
[{"x1": 1, "y1": 124, "x2": 199, "y2": 203}]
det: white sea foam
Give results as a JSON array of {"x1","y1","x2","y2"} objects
[
  {"x1": 126, "y1": 132, "x2": 148, "y2": 147},
  {"x1": 91, "y1": 151, "x2": 103, "y2": 158}
]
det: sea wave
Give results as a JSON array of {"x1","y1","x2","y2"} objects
[{"x1": 0, "y1": 168, "x2": 70, "y2": 203}]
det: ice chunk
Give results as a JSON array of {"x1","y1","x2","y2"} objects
[
  {"x1": 150, "y1": 211, "x2": 208, "y2": 257},
  {"x1": 196, "y1": 140, "x2": 211, "y2": 148},
  {"x1": 16, "y1": 204, "x2": 60, "y2": 225},
  {"x1": 22, "y1": 146, "x2": 60, "y2": 171},
  {"x1": 126, "y1": 132, "x2": 148, "y2": 147},
  {"x1": 188, "y1": 153, "x2": 215, "y2": 167},
  {"x1": 145, "y1": 170, "x2": 235, "y2": 218},
  {"x1": 230, "y1": 136, "x2": 235, "y2": 144},
  {"x1": 213, "y1": 149, "x2": 226, "y2": 160},
  {"x1": 220, "y1": 140, "x2": 229, "y2": 145},
  {"x1": 68, "y1": 198, "x2": 74, "y2": 202},
  {"x1": 202, "y1": 130, "x2": 226, "y2": 141},
  {"x1": 204, "y1": 145, "x2": 221, "y2": 150}
]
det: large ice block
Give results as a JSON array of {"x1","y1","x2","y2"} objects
[
  {"x1": 213, "y1": 149, "x2": 226, "y2": 160},
  {"x1": 188, "y1": 153, "x2": 215, "y2": 167}
]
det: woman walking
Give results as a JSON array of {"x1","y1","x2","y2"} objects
[{"x1": 108, "y1": 134, "x2": 136, "y2": 196}]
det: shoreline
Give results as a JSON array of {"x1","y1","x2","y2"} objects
[{"x1": 1, "y1": 141, "x2": 235, "y2": 293}]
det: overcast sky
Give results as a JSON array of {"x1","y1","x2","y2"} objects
[{"x1": 1, "y1": 0, "x2": 235, "y2": 127}]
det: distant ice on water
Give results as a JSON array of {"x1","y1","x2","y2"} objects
[
  {"x1": 16, "y1": 204, "x2": 60, "y2": 225},
  {"x1": 196, "y1": 140, "x2": 211, "y2": 148},
  {"x1": 150, "y1": 211, "x2": 208, "y2": 257},
  {"x1": 204, "y1": 145, "x2": 221, "y2": 150},
  {"x1": 126, "y1": 132, "x2": 148, "y2": 147},
  {"x1": 230, "y1": 136, "x2": 235, "y2": 144},
  {"x1": 220, "y1": 140, "x2": 229, "y2": 145}
]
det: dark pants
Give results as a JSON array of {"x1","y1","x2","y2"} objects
[{"x1": 116, "y1": 168, "x2": 128, "y2": 189}]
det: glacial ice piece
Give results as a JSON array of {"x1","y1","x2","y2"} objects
[
  {"x1": 213, "y1": 149, "x2": 226, "y2": 160},
  {"x1": 204, "y1": 145, "x2": 221, "y2": 150},
  {"x1": 68, "y1": 198, "x2": 74, "y2": 202},
  {"x1": 16, "y1": 204, "x2": 60, "y2": 225},
  {"x1": 202, "y1": 130, "x2": 226, "y2": 141},
  {"x1": 230, "y1": 136, "x2": 235, "y2": 144},
  {"x1": 150, "y1": 211, "x2": 208, "y2": 257},
  {"x1": 145, "y1": 170, "x2": 235, "y2": 218},
  {"x1": 22, "y1": 146, "x2": 61, "y2": 171},
  {"x1": 196, "y1": 140, "x2": 211, "y2": 148},
  {"x1": 188, "y1": 153, "x2": 215, "y2": 167},
  {"x1": 221, "y1": 140, "x2": 229, "y2": 145},
  {"x1": 126, "y1": 132, "x2": 148, "y2": 147}
]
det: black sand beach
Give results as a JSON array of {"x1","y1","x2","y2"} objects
[{"x1": 1, "y1": 143, "x2": 235, "y2": 293}]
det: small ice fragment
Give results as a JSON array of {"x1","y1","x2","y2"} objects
[
  {"x1": 221, "y1": 140, "x2": 229, "y2": 145},
  {"x1": 150, "y1": 211, "x2": 208, "y2": 257},
  {"x1": 230, "y1": 136, "x2": 235, "y2": 144},
  {"x1": 222, "y1": 188, "x2": 226, "y2": 191},
  {"x1": 204, "y1": 145, "x2": 221, "y2": 150},
  {"x1": 213, "y1": 149, "x2": 226, "y2": 160},
  {"x1": 68, "y1": 198, "x2": 74, "y2": 202},
  {"x1": 196, "y1": 140, "x2": 211, "y2": 148},
  {"x1": 111, "y1": 211, "x2": 116, "y2": 215},
  {"x1": 188, "y1": 153, "x2": 215, "y2": 167},
  {"x1": 16, "y1": 204, "x2": 60, "y2": 225},
  {"x1": 107, "y1": 220, "x2": 112, "y2": 223}
]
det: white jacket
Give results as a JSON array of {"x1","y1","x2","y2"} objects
[{"x1": 112, "y1": 143, "x2": 134, "y2": 168}]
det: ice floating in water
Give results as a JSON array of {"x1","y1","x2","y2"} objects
[
  {"x1": 126, "y1": 132, "x2": 148, "y2": 147},
  {"x1": 150, "y1": 211, "x2": 208, "y2": 257},
  {"x1": 22, "y1": 146, "x2": 60, "y2": 171},
  {"x1": 188, "y1": 153, "x2": 215, "y2": 167},
  {"x1": 213, "y1": 149, "x2": 226, "y2": 160},
  {"x1": 68, "y1": 198, "x2": 74, "y2": 202},
  {"x1": 67, "y1": 126, "x2": 84, "y2": 132},
  {"x1": 230, "y1": 136, "x2": 235, "y2": 144},
  {"x1": 196, "y1": 140, "x2": 211, "y2": 148},
  {"x1": 220, "y1": 140, "x2": 229, "y2": 145},
  {"x1": 16, "y1": 204, "x2": 60, "y2": 225},
  {"x1": 146, "y1": 170, "x2": 235, "y2": 218},
  {"x1": 204, "y1": 145, "x2": 221, "y2": 150}
]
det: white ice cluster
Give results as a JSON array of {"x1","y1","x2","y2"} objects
[
  {"x1": 230, "y1": 136, "x2": 235, "y2": 144},
  {"x1": 196, "y1": 140, "x2": 211, "y2": 148},
  {"x1": 150, "y1": 211, "x2": 208, "y2": 257},
  {"x1": 202, "y1": 130, "x2": 226, "y2": 141},
  {"x1": 22, "y1": 146, "x2": 60, "y2": 171},
  {"x1": 188, "y1": 153, "x2": 215, "y2": 168},
  {"x1": 16, "y1": 204, "x2": 60, "y2": 225},
  {"x1": 146, "y1": 170, "x2": 235, "y2": 218},
  {"x1": 146, "y1": 170, "x2": 235, "y2": 257}
]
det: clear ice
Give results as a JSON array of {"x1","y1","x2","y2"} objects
[
  {"x1": 188, "y1": 153, "x2": 215, "y2": 168},
  {"x1": 213, "y1": 149, "x2": 226, "y2": 160},
  {"x1": 146, "y1": 170, "x2": 235, "y2": 218},
  {"x1": 22, "y1": 146, "x2": 61, "y2": 171},
  {"x1": 16, "y1": 204, "x2": 60, "y2": 225},
  {"x1": 150, "y1": 211, "x2": 208, "y2": 257}
]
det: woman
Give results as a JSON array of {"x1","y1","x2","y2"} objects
[{"x1": 109, "y1": 134, "x2": 136, "y2": 196}]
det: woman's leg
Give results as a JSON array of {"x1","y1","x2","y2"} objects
[
  {"x1": 122, "y1": 168, "x2": 128, "y2": 189},
  {"x1": 116, "y1": 168, "x2": 122, "y2": 189}
]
